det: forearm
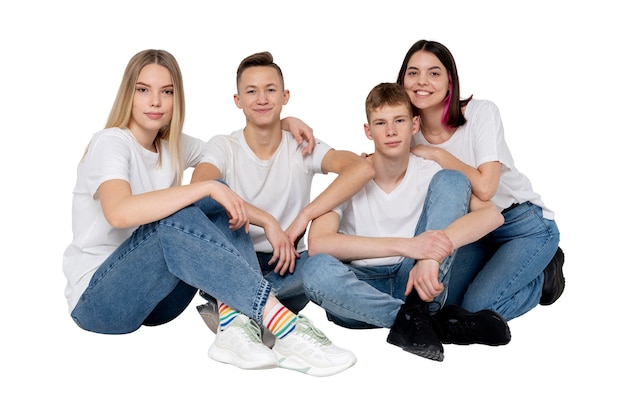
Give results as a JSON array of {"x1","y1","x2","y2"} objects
[
  {"x1": 415, "y1": 147, "x2": 499, "y2": 201},
  {"x1": 302, "y1": 159, "x2": 374, "y2": 223},
  {"x1": 308, "y1": 232, "x2": 408, "y2": 261},
  {"x1": 103, "y1": 181, "x2": 216, "y2": 229},
  {"x1": 444, "y1": 204, "x2": 503, "y2": 249}
]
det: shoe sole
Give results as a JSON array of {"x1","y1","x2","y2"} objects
[
  {"x1": 208, "y1": 344, "x2": 278, "y2": 370},
  {"x1": 274, "y1": 352, "x2": 357, "y2": 377},
  {"x1": 540, "y1": 246, "x2": 565, "y2": 306},
  {"x1": 386, "y1": 332, "x2": 444, "y2": 362}
]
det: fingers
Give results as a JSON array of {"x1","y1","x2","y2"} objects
[
  {"x1": 270, "y1": 244, "x2": 298, "y2": 276},
  {"x1": 301, "y1": 138, "x2": 314, "y2": 155},
  {"x1": 228, "y1": 205, "x2": 249, "y2": 231}
]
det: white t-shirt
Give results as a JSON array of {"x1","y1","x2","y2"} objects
[
  {"x1": 335, "y1": 155, "x2": 442, "y2": 267},
  {"x1": 412, "y1": 99, "x2": 554, "y2": 219},
  {"x1": 63, "y1": 127, "x2": 205, "y2": 311},
  {"x1": 201, "y1": 129, "x2": 331, "y2": 253}
]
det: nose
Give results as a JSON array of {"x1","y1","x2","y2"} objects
[
  {"x1": 256, "y1": 91, "x2": 268, "y2": 104},
  {"x1": 387, "y1": 124, "x2": 397, "y2": 137},
  {"x1": 416, "y1": 73, "x2": 428, "y2": 86},
  {"x1": 150, "y1": 91, "x2": 161, "y2": 107}
]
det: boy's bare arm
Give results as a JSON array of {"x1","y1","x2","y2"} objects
[
  {"x1": 307, "y1": 211, "x2": 451, "y2": 263},
  {"x1": 443, "y1": 195, "x2": 504, "y2": 249},
  {"x1": 285, "y1": 149, "x2": 374, "y2": 244}
]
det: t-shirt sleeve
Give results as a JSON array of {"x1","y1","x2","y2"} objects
[
  {"x1": 306, "y1": 138, "x2": 332, "y2": 173},
  {"x1": 82, "y1": 133, "x2": 132, "y2": 198},
  {"x1": 181, "y1": 133, "x2": 206, "y2": 168},
  {"x1": 471, "y1": 100, "x2": 505, "y2": 167},
  {"x1": 201, "y1": 135, "x2": 232, "y2": 174}
]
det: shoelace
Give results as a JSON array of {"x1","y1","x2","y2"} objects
[
  {"x1": 405, "y1": 306, "x2": 433, "y2": 331},
  {"x1": 442, "y1": 318, "x2": 476, "y2": 339},
  {"x1": 239, "y1": 318, "x2": 263, "y2": 344},
  {"x1": 296, "y1": 316, "x2": 331, "y2": 346}
]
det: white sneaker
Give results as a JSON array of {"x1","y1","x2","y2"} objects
[
  {"x1": 208, "y1": 315, "x2": 278, "y2": 370},
  {"x1": 273, "y1": 315, "x2": 357, "y2": 377}
]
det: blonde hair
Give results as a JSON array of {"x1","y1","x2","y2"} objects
[{"x1": 104, "y1": 49, "x2": 186, "y2": 185}]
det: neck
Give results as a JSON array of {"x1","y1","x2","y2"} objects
[
  {"x1": 243, "y1": 123, "x2": 283, "y2": 160},
  {"x1": 372, "y1": 152, "x2": 409, "y2": 193},
  {"x1": 419, "y1": 110, "x2": 453, "y2": 144},
  {"x1": 127, "y1": 125, "x2": 158, "y2": 152}
]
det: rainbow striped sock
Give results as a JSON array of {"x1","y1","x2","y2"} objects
[
  {"x1": 217, "y1": 301, "x2": 240, "y2": 331},
  {"x1": 262, "y1": 304, "x2": 297, "y2": 339}
]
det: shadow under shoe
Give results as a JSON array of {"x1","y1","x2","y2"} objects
[
  {"x1": 540, "y1": 246, "x2": 565, "y2": 306},
  {"x1": 432, "y1": 305, "x2": 511, "y2": 346},
  {"x1": 387, "y1": 303, "x2": 444, "y2": 362}
]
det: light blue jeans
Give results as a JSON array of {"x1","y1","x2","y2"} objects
[
  {"x1": 445, "y1": 201, "x2": 560, "y2": 321},
  {"x1": 71, "y1": 196, "x2": 272, "y2": 334},
  {"x1": 302, "y1": 170, "x2": 472, "y2": 329}
]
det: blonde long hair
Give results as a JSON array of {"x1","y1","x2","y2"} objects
[{"x1": 103, "y1": 49, "x2": 186, "y2": 185}]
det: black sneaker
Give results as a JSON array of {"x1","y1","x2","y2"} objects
[
  {"x1": 540, "y1": 246, "x2": 565, "y2": 306},
  {"x1": 433, "y1": 305, "x2": 511, "y2": 346},
  {"x1": 387, "y1": 303, "x2": 444, "y2": 362}
]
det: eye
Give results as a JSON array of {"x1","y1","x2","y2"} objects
[
  {"x1": 163, "y1": 88, "x2": 174, "y2": 95},
  {"x1": 407, "y1": 70, "x2": 417, "y2": 76},
  {"x1": 136, "y1": 87, "x2": 148, "y2": 93},
  {"x1": 375, "y1": 121, "x2": 385, "y2": 126}
]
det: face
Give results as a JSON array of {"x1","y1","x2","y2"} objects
[
  {"x1": 365, "y1": 104, "x2": 418, "y2": 157},
  {"x1": 234, "y1": 66, "x2": 289, "y2": 127},
  {"x1": 128, "y1": 63, "x2": 174, "y2": 141},
  {"x1": 402, "y1": 50, "x2": 449, "y2": 111}
]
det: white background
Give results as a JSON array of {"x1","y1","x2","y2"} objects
[{"x1": 1, "y1": 1, "x2": 623, "y2": 415}]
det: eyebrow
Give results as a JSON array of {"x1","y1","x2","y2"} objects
[
  {"x1": 135, "y1": 81, "x2": 174, "y2": 88},
  {"x1": 408, "y1": 65, "x2": 442, "y2": 71},
  {"x1": 243, "y1": 82, "x2": 279, "y2": 90}
]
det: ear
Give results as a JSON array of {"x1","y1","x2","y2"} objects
[
  {"x1": 364, "y1": 123, "x2": 373, "y2": 140},
  {"x1": 234, "y1": 93, "x2": 242, "y2": 109},
  {"x1": 283, "y1": 89, "x2": 290, "y2": 105},
  {"x1": 412, "y1": 116, "x2": 420, "y2": 135}
]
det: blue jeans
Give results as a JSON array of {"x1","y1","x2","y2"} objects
[
  {"x1": 446, "y1": 201, "x2": 560, "y2": 321},
  {"x1": 302, "y1": 170, "x2": 471, "y2": 329},
  {"x1": 71, "y1": 196, "x2": 272, "y2": 334}
]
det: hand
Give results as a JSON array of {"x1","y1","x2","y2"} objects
[
  {"x1": 405, "y1": 259, "x2": 443, "y2": 301},
  {"x1": 359, "y1": 152, "x2": 374, "y2": 162},
  {"x1": 282, "y1": 117, "x2": 315, "y2": 155},
  {"x1": 411, "y1": 144, "x2": 437, "y2": 160},
  {"x1": 207, "y1": 181, "x2": 249, "y2": 232},
  {"x1": 284, "y1": 212, "x2": 309, "y2": 249},
  {"x1": 406, "y1": 230, "x2": 453, "y2": 263},
  {"x1": 264, "y1": 221, "x2": 299, "y2": 275}
]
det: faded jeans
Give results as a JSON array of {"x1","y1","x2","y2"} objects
[
  {"x1": 446, "y1": 201, "x2": 560, "y2": 320},
  {"x1": 302, "y1": 170, "x2": 471, "y2": 329},
  {"x1": 71, "y1": 196, "x2": 272, "y2": 334}
]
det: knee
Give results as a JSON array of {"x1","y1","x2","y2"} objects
[
  {"x1": 431, "y1": 169, "x2": 471, "y2": 196},
  {"x1": 302, "y1": 253, "x2": 337, "y2": 293}
]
